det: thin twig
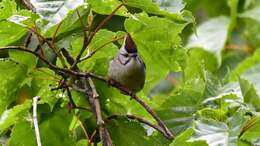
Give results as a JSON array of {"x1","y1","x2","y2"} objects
[
  {"x1": 106, "y1": 114, "x2": 168, "y2": 138},
  {"x1": 52, "y1": 22, "x2": 63, "y2": 45},
  {"x1": 89, "y1": 129, "x2": 97, "y2": 145},
  {"x1": 79, "y1": 35, "x2": 125, "y2": 62},
  {"x1": 33, "y1": 96, "x2": 42, "y2": 146},
  {"x1": 76, "y1": 9, "x2": 88, "y2": 32},
  {"x1": 77, "y1": 115, "x2": 90, "y2": 141}
]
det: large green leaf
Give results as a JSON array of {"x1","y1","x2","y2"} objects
[
  {"x1": 39, "y1": 108, "x2": 76, "y2": 146},
  {"x1": 125, "y1": 12, "x2": 187, "y2": 91},
  {"x1": 187, "y1": 16, "x2": 230, "y2": 66}
]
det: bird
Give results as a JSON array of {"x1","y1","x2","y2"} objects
[{"x1": 108, "y1": 34, "x2": 146, "y2": 94}]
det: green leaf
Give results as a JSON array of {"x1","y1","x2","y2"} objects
[
  {"x1": 188, "y1": 49, "x2": 219, "y2": 73},
  {"x1": 8, "y1": 121, "x2": 36, "y2": 146},
  {"x1": 187, "y1": 16, "x2": 230, "y2": 66},
  {"x1": 0, "y1": 61, "x2": 28, "y2": 114},
  {"x1": 88, "y1": 0, "x2": 127, "y2": 16},
  {"x1": 125, "y1": 12, "x2": 187, "y2": 91},
  {"x1": 0, "y1": 100, "x2": 31, "y2": 134},
  {"x1": 30, "y1": 68, "x2": 61, "y2": 110},
  {"x1": 9, "y1": 50, "x2": 37, "y2": 73},
  {"x1": 39, "y1": 108, "x2": 76, "y2": 146},
  {"x1": 170, "y1": 128, "x2": 208, "y2": 146},
  {"x1": 0, "y1": 21, "x2": 27, "y2": 46}
]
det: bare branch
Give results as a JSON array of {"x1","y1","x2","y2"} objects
[
  {"x1": 32, "y1": 96, "x2": 42, "y2": 146},
  {"x1": 87, "y1": 77, "x2": 113, "y2": 146}
]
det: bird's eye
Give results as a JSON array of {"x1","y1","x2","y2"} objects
[{"x1": 122, "y1": 53, "x2": 128, "y2": 57}]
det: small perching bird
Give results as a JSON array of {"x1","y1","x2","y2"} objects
[{"x1": 108, "y1": 34, "x2": 146, "y2": 94}]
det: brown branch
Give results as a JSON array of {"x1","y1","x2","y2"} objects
[
  {"x1": 108, "y1": 81, "x2": 174, "y2": 140},
  {"x1": 0, "y1": 46, "x2": 105, "y2": 81},
  {"x1": 61, "y1": 48, "x2": 113, "y2": 146},
  {"x1": 85, "y1": 78, "x2": 113, "y2": 146},
  {"x1": 132, "y1": 95, "x2": 174, "y2": 139},
  {"x1": 106, "y1": 114, "x2": 169, "y2": 138}
]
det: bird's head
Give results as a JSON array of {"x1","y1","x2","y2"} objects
[{"x1": 124, "y1": 34, "x2": 137, "y2": 53}]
